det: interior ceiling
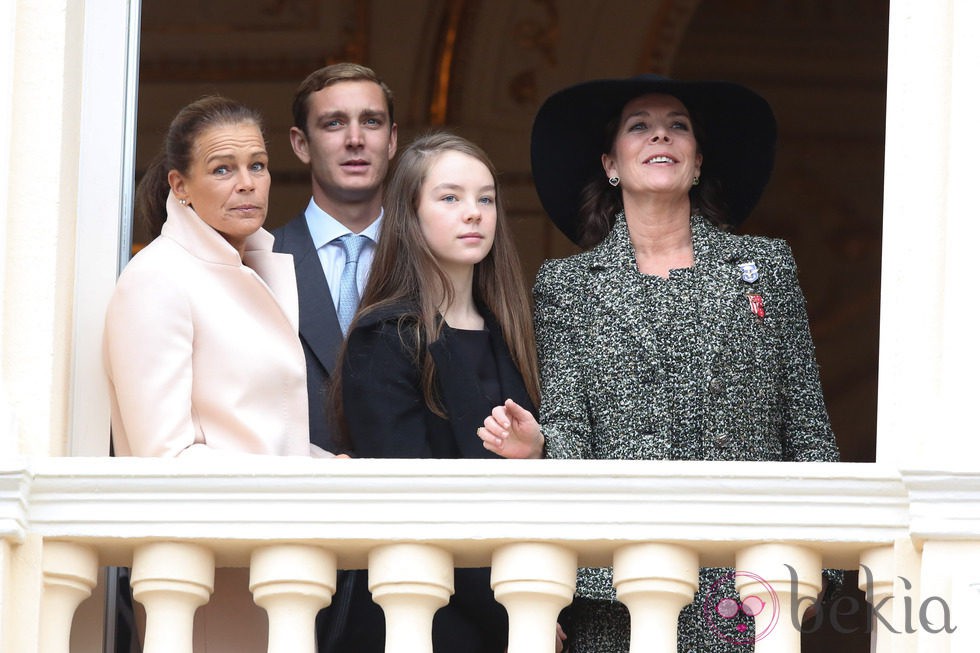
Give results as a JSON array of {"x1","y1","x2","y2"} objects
[{"x1": 136, "y1": 0, "x2": 888, "y2": 466}]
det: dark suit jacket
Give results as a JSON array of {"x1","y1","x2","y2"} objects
[
  {"x1": 336, "y1": 302, "x2": 534, "y2": 652},
  {"x1": 271, "y1": 213, "x2": 345, "y2": 453}
]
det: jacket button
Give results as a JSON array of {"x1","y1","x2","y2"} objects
[
  {"x1": 714, "y1": 433, "x2": 731, "y2": 446},
  {"x1": 708, "y1": 377, "x2": 725, "y2": 394}
]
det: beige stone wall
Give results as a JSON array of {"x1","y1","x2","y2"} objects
[{"x1": 2, "y1": 0, "x2": 83, "y2": 458}]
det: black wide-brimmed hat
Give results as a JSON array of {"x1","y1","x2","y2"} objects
[{"x1": 531, "y1": 74, "x2": 777, "y2": 245}]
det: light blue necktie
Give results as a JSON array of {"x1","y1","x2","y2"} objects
[{"x1": 336, "y1": 234, "x2": 368, "y2": 334}]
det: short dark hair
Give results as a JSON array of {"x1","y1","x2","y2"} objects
[{"x1": 292, "y1": 63, "x2": 394, "y2": 135}]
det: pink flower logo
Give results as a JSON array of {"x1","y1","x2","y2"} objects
[{"x1": 703, "y1": 571, "x2": 779, "y2": 645}]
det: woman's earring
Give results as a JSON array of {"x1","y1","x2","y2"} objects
[
  {"x1": 692, "y1": 176, "x2": 700, "y2": 187},
  {"x1": 608, "y1": 176, "x2": 620, "y2": 187},
  {"x1": 178, "y1": 198, "x2": 188, "y2": 206}
]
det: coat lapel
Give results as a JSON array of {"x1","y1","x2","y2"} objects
[
  {"x1": 586, "y1": 215, "x2": 662, "y2": 365},
  {"x1": 243, "y1": 230, "x2": 300, "y2": 331},
  {"x1": 277, "y1": 216, "x2": 344, "y2": 375},
  {"x1": 692, "y1": 216, "x2": 754, "y2": 351}
]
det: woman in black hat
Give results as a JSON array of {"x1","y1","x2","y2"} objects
[{"x1": 478, "y1": 76, "x2": 839, "y2": 652}]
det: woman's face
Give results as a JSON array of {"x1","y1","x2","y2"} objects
[
  {"x1": 168, "y1": 121, "x2": 270, "y2": 252},
  {"x1": 417, "y1": 150, "x2": 497, "y2": 279},
  {"x1": 602, "y1": 93, "x2": 702, "y2": 201}
]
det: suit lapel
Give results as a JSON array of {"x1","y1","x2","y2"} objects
[{"x1": 279, "y1": 217, "x2": 345, "y2": 375}]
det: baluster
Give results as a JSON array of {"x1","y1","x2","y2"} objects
[
  {"x1": 735, "y1": 543, "x2": 821, "y2": 653},
  {"x1": 613, "y1": 543, "x2": 699, "y2": 652},
  {"x1": 950, "y1": 576, "x2": 980, "y2": 653},
  {"x1": 369, "y1": 543, "x2": 453, "y2": 653},
  {"x1": 491, "y1": 542, "x2": 576, "y2": 653},
  {"x1": 860, "y1": 545, "x2": 896, "y2": 652},
  {"x1": 250, "y1": 544, "x2": 337, "y2": 653},
  {"x1": 39, "y1": 541, "x2": 99, "y2": 653},
  {"x1": 131, "y1": 542, "x2": 215, "y2": 653}
]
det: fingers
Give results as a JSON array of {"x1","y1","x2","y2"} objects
[
  {"x1": 555, "y1": 622, "x2": 567, "y2": 653},
  {"x1": 504, "y1": 398, "x2": 534, "y2": 422},
  {"x1": 492, "y1": 404, "x2": 512, "y2": 429},
  {"x1": 478, "y1": 401, "x2": 541, "y2": 457},
  {"x1": 477, "y1": 425, "x2": 502, "y2": 450}
]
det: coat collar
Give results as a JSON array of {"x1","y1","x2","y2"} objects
[
  {"x1": 161, "y1": 191, "x2": 273, "y2": 265},
  {"x1": 586, "y1": 212, "x2": 745, "y2": 273},
  {"x1": 160, "y1": 192, "x2": 299, "y2": 329},
  {"x1": 582, "y1": 213, "x2": 755, "y2": 363}
]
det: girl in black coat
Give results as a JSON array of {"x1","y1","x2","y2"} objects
[{"x1": 333, "y1": 131, "x2": 542, "y2": 653}]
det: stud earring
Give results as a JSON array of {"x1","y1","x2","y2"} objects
[
  {"x1": 608, "y1": 176, "x2": 620, "y2": 187},
  {"x1": 179, "y1": 198, "x2": 188, "y2": 206},
  {"x1": 692, "y1": 176, "x2": 700, "y2": 187}
]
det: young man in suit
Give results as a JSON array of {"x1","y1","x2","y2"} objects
[
  {"x1": 271, "y1": 63, "x2": 397, "y2": 653},
  {"x1": 272, "y1": 63, "x2": 397, "y2": 454}
]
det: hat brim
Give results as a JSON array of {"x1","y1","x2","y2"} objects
[{"x1": 531, "y1": 75, "x2": 777, "y2": 245}]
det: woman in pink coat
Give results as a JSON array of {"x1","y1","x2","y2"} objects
[
  {"x1": 104, "y1": 96, "x2": 334, "y2": 652},
  {"x1": 105, "y1": 96, "x2": 326, "y2": 459}
]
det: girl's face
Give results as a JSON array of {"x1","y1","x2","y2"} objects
[
  {"x1": 417, "y1": 150, "x2": 497, "y2": 277},
  {"x1": 168, "y1": 121, "x2": 270, "y2": 253}
]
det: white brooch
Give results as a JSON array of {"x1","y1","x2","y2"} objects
[{"x1": 738, "y1": 261, "x2": 759, "y2": 283}]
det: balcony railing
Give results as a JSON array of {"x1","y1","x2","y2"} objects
[{"x1": 2, "y1": 457, "x2": 979, "y2": 652}]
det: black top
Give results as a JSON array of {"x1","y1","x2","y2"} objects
[{"x1": 444, "y1": 325, "x2": 503, "y2": 409}]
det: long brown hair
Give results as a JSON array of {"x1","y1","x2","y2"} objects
[{"x1": 337, "y1": 131, "x2": 539, "y2": 427}]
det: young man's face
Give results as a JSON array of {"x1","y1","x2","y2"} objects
[{"x1": 290, "y1": 79, "x2": 397, "y2": 209}]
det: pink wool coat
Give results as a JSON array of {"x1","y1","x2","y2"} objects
[{"x1": 104, "y1": 192, "x2": 311, "y2": 458}]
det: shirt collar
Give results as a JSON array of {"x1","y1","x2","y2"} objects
[{"x1": 304, "y1": 197, "x2": 383, "y2": 248}]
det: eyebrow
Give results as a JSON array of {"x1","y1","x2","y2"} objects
[
  {"x1": 203, "y1": 149, "x2": 268, "y2": 166},
  {"x1": 624, "y1": 109, "x2": 691, "y2": 120},
  {"x1": 316, "y1": 109, "x2": 388, "y2": 122},
  {"x1": 431, "y1": 182, "x2": 496, "y2": 193}
]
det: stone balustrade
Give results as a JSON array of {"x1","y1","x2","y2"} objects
[{"x1": 3, "y1": 457, "x2": 980, "y2": 652}]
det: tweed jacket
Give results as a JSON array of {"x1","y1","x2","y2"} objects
[
  {"x1": 536, "y1": 213, "x2": 837, "y2": 466},
  {"x1": 535, "y1": 214, "x2": 839, "y2": 612},
  {"x1": 105, "y1": 193, "x2": 311, "y2": 459}
]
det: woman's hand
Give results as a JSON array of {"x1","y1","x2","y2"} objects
[
  {"x1": 555, "y1": 622, "x2": 567, "y2": 652},
  {"x1": 310, "y1": 445, "x2": 350, "y2": 459},
  {"x1": 477, "y1": 398, "x2": 545, "y2": 459}
]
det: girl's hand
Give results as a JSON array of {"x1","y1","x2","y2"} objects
[{"x1": 477, "y1": 398, "x2": 545, "y2": 459}]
